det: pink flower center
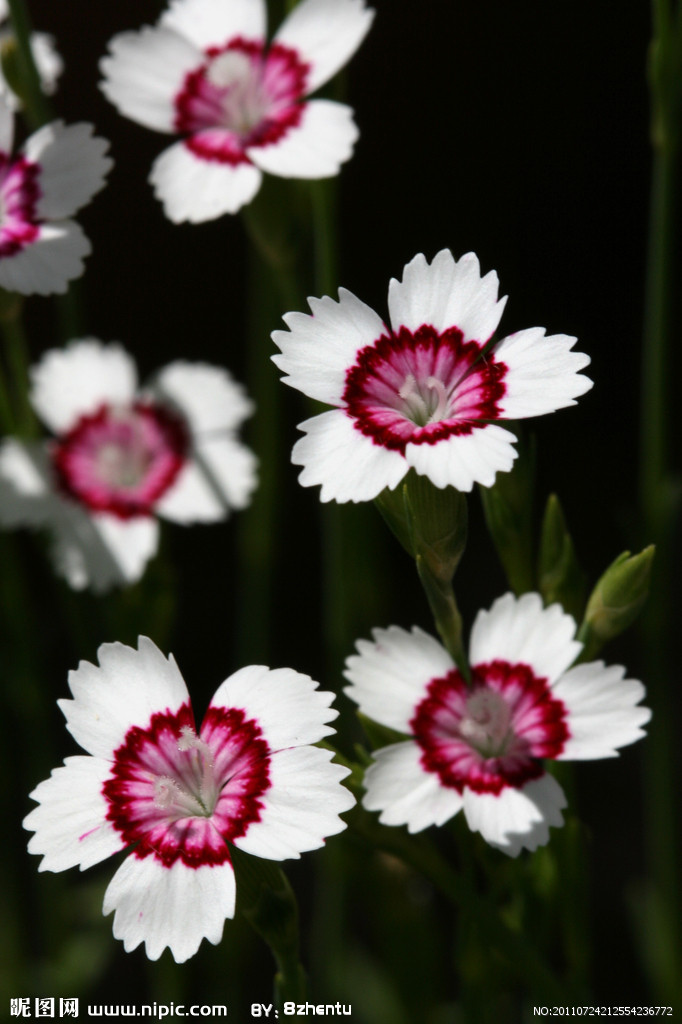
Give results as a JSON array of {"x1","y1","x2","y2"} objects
[
  {"x1": 342, "y1": 325, "x2": 508, "y2": 453},
  {"x1": 51, "y1": 401, "x2": 189, "y2": 519},
  {"x1": 103, "y1": 703, "x2": 271, "y2": 868},
  {"x1": 175, "y1": 38, "x2": 309, "y2": 165},
  {"x1": 410, "y1": 660, "x2": 570, "y2": 795},
  {"x1": 0, "y1": 153, "x2": 41, "y2": 257}
]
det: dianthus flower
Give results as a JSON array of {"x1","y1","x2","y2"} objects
[
  {"x1": 24, "y1": 637, "x2": 354, "y2": 962},
  {"x1": 0, "y1": 100, "x2": 111, "y2": 295},
  {"x1": 100, "y1": 0, "x2": 374, "y2": 222},
  {"x1": 272, "y1": 250, "x2": 593, "y2": 501},
  {"x1": 0, "y1": 0, "x2": 63, "y2": 110},
  {"x1": 344, "y1": 593, "x2": 650, "y2": 855},
  {"x1": 0, "y1": 339, "x2": 257, "y2": 591}
]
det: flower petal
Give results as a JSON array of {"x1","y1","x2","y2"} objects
[
  {"x1": 23, "y1": 121, "x2": 112, "y2": 219},
  {"x1": 149, "y1": 140, "x2": 262, "y2": 222},
  {"x1": 30, "y1": 339, "x2": 137, "y2": 434},
  {"x1": 469, "y1": 592, "x2": 582, "y2": 684},
  {"x1": 233, "y1": 746, "x2": 353, "y2": 859},
  {"x1": 405, "y1": 423, "x2": 518, "y2": 492},
  {"x1": 462, "y1": 772, "x2": 566, "y2": 856},
  {"x1": 292, "y1": 408, "x2": 407, "y2": 502},
  {"x1": 0, "y1": 220, "x2": 91, "y2": 297},
  {"x1": 100, "y1": 26, "x2": 201, "y2": 134},
  {"x1": 24, "y1": 756, "x2": 124, "y2": 872},
  {"x1": 103, "y1": 854, "x2": 236, "y2": 962},
  {"x1": 157, "y1": 436, "x2": 257, "y2": 523},
  {"x1": 48, "y1": 509, "x2": 159, "y2": 593},
  {"x1": 552, "y1": 662, "x2": 651, "y2": 760},
  {"x1": 248, "y1": 100, "x2": 358, "y2": 179},
  {"x1": 344, "y1": 624, "x2": 455, "y2": 733},
  {"x1": 151, "y1": 362, "x2": 254, "y2": 434},
  {"x1": 274, "y1": 0, "x2": 374, "y2": 94},
  {"x1": 59, "y1": 637, "x2": 190, "y2": 760},
  {"x1": 272, "y1": 286, "x2": 387, "y2": 405},
  {"x1": 208, "y1": 665, "x2": 338, "y2": 751},
  {"x1": 0, "y1": 439, "x2": 55, "y2": 526},
  {"x1": 362, "y1": 741, "x2": 464, "y2": 833},
  {"x1": 0, "y1": 91, "x2": 14, "y2": 150},
  {"x1": 494, "y1": 328, "x2": 593, "y2": 418},
  {"x1": 387, "y1": 250, "x2": 507, "y2": 342},
  {"x1": 161, "y1": 0, "x2": 267, "y2": 51}
]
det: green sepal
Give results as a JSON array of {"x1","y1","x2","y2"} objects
[
  {"x1": 375, "y1": 470, "x2": 467, "y2": 586},
  {"x1": 537, "y1": 493, "x2": 587, "y2": 621},
  {"x1": 577, "y1": 545, "x2": 655, "y2": 660},
  {"x1": 478, "y1": 428, "x2": 536, "y2": 594}
]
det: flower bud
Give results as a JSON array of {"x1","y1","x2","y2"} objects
[
  {"x1": 578, "y1": 546, "x2": 655, "y2": 660},
  {"x1": 537, "y1": 493, "x2": 586, "y2": 621}
]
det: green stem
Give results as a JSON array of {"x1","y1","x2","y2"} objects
[
  {"x1": 6, "y1": 0, "x2": 51, "y2": 128},
  {"x1": 637, "y1": 0, "x2": 682, "y2": 1002},
  {"x1": 1, "y1": 311, "x2": 37, "y2": 436},
  {"x1": 347, "y1": 805, "x2": 565, "y2": 1002}
]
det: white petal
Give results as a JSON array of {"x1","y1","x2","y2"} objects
[
  {"x1": 462, "y1": 773, "x2": 566, "y2": 856},
  {"x1": 0, "y1": 439, "x2": 55, "y2": 526},
  {"x1": 100, "y1": 27, "x2": 201, "y2": 134},
  {"x1": 248, "y1": 100, "x2": 358, "y2": 179},
  {"x1": 208, "y1": 665, "x2": 338, "y2": 750},
  {"x1": 151, "y1": 361, "x2": 253, "y2": 434},
  {"x1": 155, "y1": 438, "x2": 256, "y2": 524},
  {"x1": 387, "y1": 250, "x2": 507, "y2": 342},
  {"x1": 161, "y1": 0, "x2": 267, "y2": 50},
  {"x1": 0, "y1": 220, "x2": 91, "y2": 297},
  {"x1": 49, "y1": 508, "x2": 159, "y2": 593},
  {"x1": 30, "y1": 32, "x2": 64, "y2": 96},
  {"x1": 274, "y1": 0, "x2": 374, "y2": 94},
  {"x1": 103, "y1": 854, "x2": 236, "y2": 963},
  {"x1": 157, "y1": 438, "x2": 257, "y2": 523},
  {"x1": 233, "y1": 746, "x2": 353, "y2": 859},
  {"x1": 59, "y1": 636, "x2": 190, "y2": 760},
  {"x1": 0, "y1": 92, "x2": 14, "y2": 150},
  {"x1": 292, "y1": 408, "x2": 407, "y2": 502},
  {"x1": 553, "y1": 662, "x2": 651, "y2": 760},
  {"x1": 344, "y1": 624, "x2": 454, "y2": 733},
  {"x1": 469, "y1": 592, "x2": 582, "y2": 684},
  {"x1": 405, "y1": 423, "x2": 518, "y2": 492},
  {"x1": 495, "y1": 328, "x2": 593, "y2": 418},
  {"x1": 272, "y1": 286, "x2": 386, "y2": 405},
  {"x1": 362, "y1": 741, "x2": 464, "y2": 833},
  {"x1": 23, "y1": 121, "x2": 112, "y2": 219},
  {"x1": 30, "y1": 339, "x2": 137, "y2": 434},
  {"x1": 24, "y1": 756, "x2": 124, "y2": 872},
  {"x1": 150, "y1": 141, "x2": 262, "y2": 222}
]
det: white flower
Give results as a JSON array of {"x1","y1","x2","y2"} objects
[
  {"x1": 272, "y1": 249, "x2": 593, "y2": 502},
  {"x1": 0, "y1": 0, "x2": 63, "y2": 110},
  {"x1": 0, "y1": 100, "x2": 111, "y2": 295},
  {"x1": 24, "y1": 637, "x2": 354, "y2": 962},
  {"x1": 0, "y1": 339, "x2": 258, "y2": 592},
  {"x1": 344, "y1": 593, "x2": 650, "y2": 856},
  {"x1": 99, "y1": 0, "x2": 374, "y2": 222}
]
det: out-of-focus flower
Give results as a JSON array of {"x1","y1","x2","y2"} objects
[
  {"x1": 344, "y1": 593, "x2": 650, "y2": 856},
  {"x1": 0, "y1": 0, "x2": 63, "y2": 109},
  {"x1": 272, "y1": 250, "x2": 593, "y2": 502},
  {"x1": 24, "y1": 637, "x2": 353, "y2": 962},
  {"x1": 0, "y1": 339, "x2": 257, "y2": 591},
  {"x1": 100, "y1": 0, "x2": 374, "y2": 222},
  {"x1": 0, "y1": 100, "x2": 111, "y2": 295}
]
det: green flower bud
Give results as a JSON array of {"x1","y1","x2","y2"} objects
[
  {"x1": 479, "y1": 428, "x2": 536, "y2": 594},
  {"x1": 577, "y1": 546, "x2": 655, "y2": 660},
  {"x1": 537, "y1": 493, "x2": 587, "y2": 621}
]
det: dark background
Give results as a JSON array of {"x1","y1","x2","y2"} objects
[{"x1": 7, "y1": 0, "x2": 673, "y2": 1017}]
